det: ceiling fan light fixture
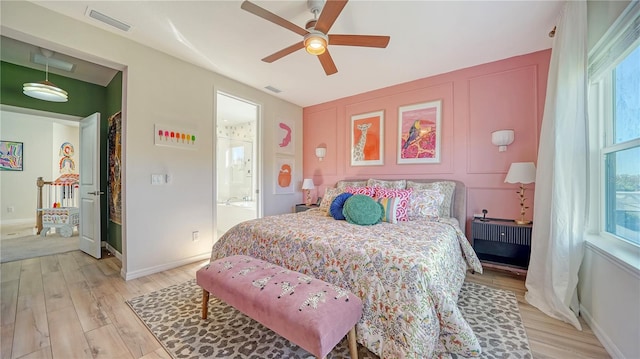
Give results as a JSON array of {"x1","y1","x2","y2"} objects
[{"x1": 304, "y1": 32, "x2": 328, "y2": 55}]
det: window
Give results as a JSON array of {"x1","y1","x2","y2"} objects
[{"x1": 589, "y1": 3, "x2": 640, "y2": 247}]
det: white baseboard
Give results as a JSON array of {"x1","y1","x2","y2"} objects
[
  {"x1": 1, "y1": 218, "x2": 34, "y2": 226},
  {"x1": 122, "y1": 253, "x2": 210, "y2": 281},
  {"x1": 580, "y1": 305, "x2": 623, "y2": 359}
]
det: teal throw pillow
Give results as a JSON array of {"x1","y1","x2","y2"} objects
[
  {"x1": 342, "y1": 194, "x2": 383, "y2": 226},
  {"x1": 330, "y1": 192, "x2": 353, "y2": 220}
]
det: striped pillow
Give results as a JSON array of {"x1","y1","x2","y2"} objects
[
  {"x1": 377, "y1": 197, "x2": 400, "y2": 223},
  {"x1": 373, "y1": 187, "x2": 412, "y2": 221}
]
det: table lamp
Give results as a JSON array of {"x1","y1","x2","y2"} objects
[
  {"x1": 504, "y1": 162, "x2": 536, "y2": 225},
  {"x1": 302, "y1": 178, "x2": 315, "y2": 206}
]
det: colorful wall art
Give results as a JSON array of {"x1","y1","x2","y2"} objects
[
  {"x1": 58, "y1": 142, "x2": 76, "y2": 173},
  {"x1": 154, "y1": 124, "x2": 198, "y2": 149},
  {"x1": 276, "y1": 119, "x2": 294, "y2": 154},
  {"x1": 0, "y1": 140, "x2": 23, "y2": 171},
  {"x1": 351, "y1": 110, "x2": 384, "y2": 166},
  {"x1": 274, "y1": 156, "x2": 294, "y2": 194},
  {"x1": 397, "y1": 100, "x2": 442, "y2": 164},
  {"x1": 108, "y1": 111, "x2": 122, "y2": 224}
]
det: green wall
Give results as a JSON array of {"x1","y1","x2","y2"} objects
[
  {"x1": 1, "y1": 61, "x2": 122, "y2": 250},
  {"x1": 106, "y1": 72, "x2": 123, "y2": 252}
]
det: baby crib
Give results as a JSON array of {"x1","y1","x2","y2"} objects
[{"x1": 36, "y1": 174, "x2": 80, "y2": 237}]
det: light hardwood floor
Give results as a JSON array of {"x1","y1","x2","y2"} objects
[{"x1": 1, "y1": 251, "x2": 610, "y2": 359}]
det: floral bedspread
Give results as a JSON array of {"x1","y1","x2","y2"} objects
[{"x1": 210, "y1": 209, "x2": 483, "y2": 358}]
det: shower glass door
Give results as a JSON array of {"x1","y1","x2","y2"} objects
[{"x1": 215, "y1": 92, "x2": 259, "y2": 239}]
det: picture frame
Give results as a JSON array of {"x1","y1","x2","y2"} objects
[
  {"x1": 276, "y1": 119, "x2": 294, "y2": 155},
  {"x1": 274, "y1": 156, "x2": 294, "y2": 194},
  {"x1": 154, "y1": 124, "x2": 198, "y2": 150},
  {"x1": 0, "y1": 140, "x2": 24, "y2": 171},
  {"x1": 397, "y1": 100, "x2": 442, "y2": 164},
  {"x1": 350, "y1": 110, "x2": 384, "y2": 166}
]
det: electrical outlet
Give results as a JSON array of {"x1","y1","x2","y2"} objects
[
  {"x1": 192, "y1": 231, "x2": 200, "y2": 242},
  {"x1": 7, "y1": 206, "x2": 14, "y2": 213}
]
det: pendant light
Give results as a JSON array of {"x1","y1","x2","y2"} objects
[{"x1": 23, "y1": 49, "x2": 68, "y2": 103}]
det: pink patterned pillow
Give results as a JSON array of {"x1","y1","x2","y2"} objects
[
  {"x1": 374, "y1": 187, "x2": 412, "y2": 221},
  {"x1": 344, "y1": 186, "x2": 376, "y2": 197}
]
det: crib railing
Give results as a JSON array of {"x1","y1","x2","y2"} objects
[{"x1": 36, "y1": 175, "x2": 79, "y2": 235}]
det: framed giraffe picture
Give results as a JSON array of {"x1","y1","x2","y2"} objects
[
  {"x1": 350, "y1": 110, "x2": 384, "y2": 166},
  {"x1": 397, "y1": 100, "x2": 441, "y2": 164}
]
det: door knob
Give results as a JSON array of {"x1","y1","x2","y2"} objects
[{"x1": 88, "y1": 191, "x2": 105, "y2": 195}]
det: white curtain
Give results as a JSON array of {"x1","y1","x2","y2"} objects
[{"x1": 524, "y1": 0, "x2": 587, "y2": 330}]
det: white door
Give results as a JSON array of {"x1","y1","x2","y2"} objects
[{"x1": 79, "y1": 113, "x2": 102, "y2": 259}]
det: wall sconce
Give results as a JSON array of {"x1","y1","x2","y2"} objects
[
  {"x1": 491, "y1": 130, "x2": 514, "y2": 152},
  {"x1": 315, "y1": 147, "x2": 326, "y2": 161}
]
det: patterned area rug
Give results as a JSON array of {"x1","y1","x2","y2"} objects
[{"x1": 126, "y1": 280, "x2": 531, "y2": 359}]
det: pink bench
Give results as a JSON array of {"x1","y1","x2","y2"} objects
[{"x1": 196, "y1": 255, "x2": 363, "y2": 359}]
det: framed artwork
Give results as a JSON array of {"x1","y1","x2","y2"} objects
[
  {"x1": 0, "y1": 140, "x2": 24, "y2": 171},
  {"x1": 274, "y1": 156, "x2": 294, "y2": 194},
  {"x1": 154, "y1": 124, "x2": 198, "y2": 150},
  {"x1": 351, "y1": 110, "x2": 384, "y2": 166},
  {"x1": 397, "y1": 100, "x2": 441, "y2": 164},
  {"x1": 276, "y1": 119, "x2": 294, "y2": 154}
]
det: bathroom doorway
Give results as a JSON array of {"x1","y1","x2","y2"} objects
[{"x1": 215, "y1": 92, "x2": 259, "y2": 239}]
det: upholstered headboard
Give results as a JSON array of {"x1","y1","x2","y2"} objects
[{"x1": 334, "y1": 179, "x2": 467, "y2": 233}]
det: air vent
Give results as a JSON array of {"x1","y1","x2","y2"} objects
[
  {"x1": 264, "y1": 85, "x2": 282, "y2": 93},
  {"x1": 85, "y1": 7, "x2": 131, "y2": 32}
]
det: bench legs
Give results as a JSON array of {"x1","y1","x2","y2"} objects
[
  {"x1": 348, "y1": 326, "x2": 358, "y2": 359},
  {"x1": 201, "y1": 288, "x2": 358, "y2": 359},
  {"x1": 202, "y1": 289, "x2": 210, "y2": 319}
]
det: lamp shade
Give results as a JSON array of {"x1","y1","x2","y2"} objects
[
  {"x1": 315, "y1": 147, "x2": 326, "y2": 160},
  {"x1": 504, "y1": 162, "x2": 536, "y2": 184},
  {"x1": 302, "y1": 178, "x2": 315, "y2": 190}
]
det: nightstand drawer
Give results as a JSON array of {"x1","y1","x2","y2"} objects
[{"x1": 472, "y1": 221, "x2": 531, "y2": 245}]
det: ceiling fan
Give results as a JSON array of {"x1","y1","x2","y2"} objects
[{"x1": 241, "y1": 0, "x2": 390, "y2": 76}]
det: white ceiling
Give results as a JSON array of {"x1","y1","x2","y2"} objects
[{"x1": 3, "y1": 0, "x2": 563, "y2": 108}]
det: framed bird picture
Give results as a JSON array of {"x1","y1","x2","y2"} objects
[{"x1": 397, "y1": 100, "x2": 442, "y2": 164}]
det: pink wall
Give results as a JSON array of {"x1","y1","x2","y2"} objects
[{"x1": 303, "y1": 49, "x2": 550, "y2": 235}]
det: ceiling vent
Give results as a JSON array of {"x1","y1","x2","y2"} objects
[
  {"x1": 85, "y1": 7, "x2": 132, "y2": 32},
  {"x1": 264, "y1": 85, "x2": 282, "y2": 93}
]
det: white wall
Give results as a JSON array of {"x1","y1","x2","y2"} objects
[
  {"x1": 578, "y1": 2, "x2": 639, "y2": 359},
  {"x1": 0, "y1": 112, "x2": 51, "y2": 224},
  {"x1": 0, "y1": 0, "x2": 303, "y2": 279}
]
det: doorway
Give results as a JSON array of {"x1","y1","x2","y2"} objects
[
  {"x1": 0, "y1": 107, "x2": 82, "y2": 262},
  {"x1": 215, "y1": 92, "x2": 260, "y2": 239}
]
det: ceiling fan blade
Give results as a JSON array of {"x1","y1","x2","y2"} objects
[
  {"x1": 329, "y1": 34, "x2": 390, "y2": 48},
  {"x1": 318, "y1": 50, "x2": 338, "y2": 76},
  {"x1": 241, "y1": 1, "x2": 309, "y2": 36},
  {"x1": 262, "y1": 42, "x2": 305, "y2": 63},
  {"x1": 314, "y1": 0, "x2": 348, "y2": 34}
]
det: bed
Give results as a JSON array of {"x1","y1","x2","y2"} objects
[{"x1": 210, "y1": 179, "x2": 483, "y2": 358}]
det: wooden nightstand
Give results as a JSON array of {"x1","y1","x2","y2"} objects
[
  {"x1": 472, "y1": 218, "x2": 532, "y2": 274},
  {"x1": 295, "y1": 204, "x2": 318, "y2": 213}
]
